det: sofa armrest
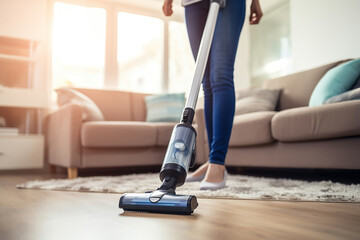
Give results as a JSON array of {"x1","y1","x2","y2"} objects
[{"x1": 46, "y1": 103, "x2": 83, "y2": 168}]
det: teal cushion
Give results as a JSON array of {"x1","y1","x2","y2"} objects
[
  {"x1": 145, "y1": 93, "x2": 185, "y2": 122},
  {"x1": 309, "y1": 59, "x2": 360, "y2": 106}
]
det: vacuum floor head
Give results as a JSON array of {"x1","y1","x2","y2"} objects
[{"x1": 119, "y1": 192, "x2": 198, "y2": 215}]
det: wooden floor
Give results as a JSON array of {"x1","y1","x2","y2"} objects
[{"x1": 0, "y1": 172, "x2": 359, "y2": 240}]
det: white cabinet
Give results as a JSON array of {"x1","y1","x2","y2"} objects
[
  {"x1": 0, "y1": 135, "x2": 44, "y2": 169},
  {"x1": 0, "y1": 36, "x2": 46, "y2": 169},
  {"x1": 0, "y1": 87, "x2": 47, "y2": 108}
]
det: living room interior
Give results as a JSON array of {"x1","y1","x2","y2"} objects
[{"x1": 0, "y1": 0, "x2": 359, "y2": 239}]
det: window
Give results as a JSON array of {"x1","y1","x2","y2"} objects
[
  {"x1": 52, "y1": 1, "x2": 192, "y2": 94},
  {"x1": 52, "y1": 2, "x2": 106, "y2": 89},
  {"x1": 117, "y1": 12, "x2": 163, "y2": 93},
  {"x1": 169, "y1": 21, "x2": 195, "y2": 94},
  {"x1": 250, "y1": 1, "x2": 292, "y2": 86}
]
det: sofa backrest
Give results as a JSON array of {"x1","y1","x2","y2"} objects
[
  {"x1": 75, "y1": 88, "x2": 149, "y2": 121},
  {"x1": 262, "y1": 60, "x2": 349, "y2": 110},
  {"x1": 130, "y1": 91, "x2": 150, "y2": 121}
]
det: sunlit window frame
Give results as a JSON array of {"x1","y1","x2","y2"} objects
[{"x1": 48, "y1": 0, "x2": 184, "y2": 92}]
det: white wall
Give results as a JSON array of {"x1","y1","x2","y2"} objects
[
  {"x1": 0, "y1": 0, "x2": 48, "y2": 41},
  {"x1": 233, "y1": 1, "x2": 251, "y2": 90},
  {"x1": 290, "y1": 0, "x2": 360, "y2": 72},
  {"x1": 234, "y1": 18, "x2": 251, "y2": 90}
]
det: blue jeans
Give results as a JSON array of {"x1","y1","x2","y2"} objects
[{"x1": 185, "y1": 0, "x2": 246, "y2": 165}]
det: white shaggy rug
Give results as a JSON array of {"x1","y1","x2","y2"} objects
[{"x1": 17, "y1": 173, "x2": 360, "y2": 202}]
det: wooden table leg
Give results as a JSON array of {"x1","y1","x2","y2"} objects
[{"x1": 67, "y1": 167, "x2": 78, "y2": 179}]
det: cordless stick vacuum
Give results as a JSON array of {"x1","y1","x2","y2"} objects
[{"x1": 119, "y1": 0, "x2": 226, "y2": 215}]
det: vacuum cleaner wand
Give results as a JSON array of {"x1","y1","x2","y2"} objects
[{"x1": 119, "y1": 0, "x2": 225, "y2": 215}]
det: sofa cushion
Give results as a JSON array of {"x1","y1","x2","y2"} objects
[
  {"x1": 262, "y1": 60, "x2": 350, "y2": 110},
  {"x1": 153, "y1": 122, "x2": 177, "y2": 146},
  {"x1": 324, "y1": 88, "x2": 360, "y2": 104},
  {"x1": 56, "y1": 88, "x2": 104, "y2": 121},
  {"x1": 309, "y1": 58, "x2": 360, "y2": 106},
  {"x1": 82, "y1": 121, "x2": 157, "y2": 147},
  {"x1": 272, "y1": 100, "x2": 360, "y2": 142},
  {"x1": 145, "y1": 93, "x2": 185, "y2": 122},
  {"x1": 235, "y1": 89, "x2": 280, "y2": 115},
  {"x1": 229, "y1": 111, "x2": 276, "y2": 147},
  {"x1": 75, "y1": 88, "x2": 133, "y2": 121}
]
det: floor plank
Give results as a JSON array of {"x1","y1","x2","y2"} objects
[{"x1": 0, "y1": 173, "x2": 359, "y2": 240}]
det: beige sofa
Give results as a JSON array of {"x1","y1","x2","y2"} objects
[
  {"x1": 46, "y1": 60, "x2": 360, "y2": 178},
  {"x1": 46, "y1": 89, "x2": 206, "y2": 178},
  {"x1": 219, "y1": 60, "x2": 360, "y2": 170}
]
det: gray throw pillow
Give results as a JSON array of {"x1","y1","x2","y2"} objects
[
  {"x1": 55, "y1": 88, "x2": 104, "y2": 121},
  {"x1": 235, "y1": 89, "x2": 280, "y2": 115},
  {"x1": 324, "y1": 88, "x2": 360, "y2": 104}
]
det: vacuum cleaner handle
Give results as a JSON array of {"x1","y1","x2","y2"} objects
[
  {"x1": 118, "y1": 1, "x2": 226, "y2": 215},
  {"x1": 184, "y1": 0, "x2": 225, "y2": 112}
]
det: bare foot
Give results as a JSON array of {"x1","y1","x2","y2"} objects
[
  {"x1": 203, "y1": 163, "x2": 225, "y2": 183},
  {"x1": 189, "y1": 162, "x2": 209, "y2": 177}
]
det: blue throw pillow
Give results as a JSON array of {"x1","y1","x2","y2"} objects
[
  {"x1": 145, "y1": 93, "x2": 186, "y2": 122},
  {"x1": 309, "y1": 59, "x2": 360, "y2": 106}
]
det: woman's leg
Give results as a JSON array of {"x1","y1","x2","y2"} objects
[
  {"x1": 185, "y1": 0, "x2": 246, "y2": 182},
  {"x1": 204, "y1": 0, "x2": 246, "y2": 183},
  {"x1": 208, "y1": 0, "x2": 246, "y2": 166}
]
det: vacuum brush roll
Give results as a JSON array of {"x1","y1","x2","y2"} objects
[{"x1": 119, "y1": 192, "x2": 198, "y2": 215}]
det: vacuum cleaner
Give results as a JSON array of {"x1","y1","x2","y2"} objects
[{"x1": 119, "y1": 0, "x2": 226, "y2": 215}]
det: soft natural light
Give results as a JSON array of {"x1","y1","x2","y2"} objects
[
  {"x1": 52, "y1": 2, "x2": 106, "y2": 89},
  {"x1": 169, "y1": 21, "x2": 195, "y2": 94},
  {"x1": 52, "y1": 3, "x2": 193, "y2": 95},
  {"x1": 264, "y1": 58, "x2": 292, "y2": 74},
  {"x1": 117, "y1": 12, "x2": 163, "y2": 93}
]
